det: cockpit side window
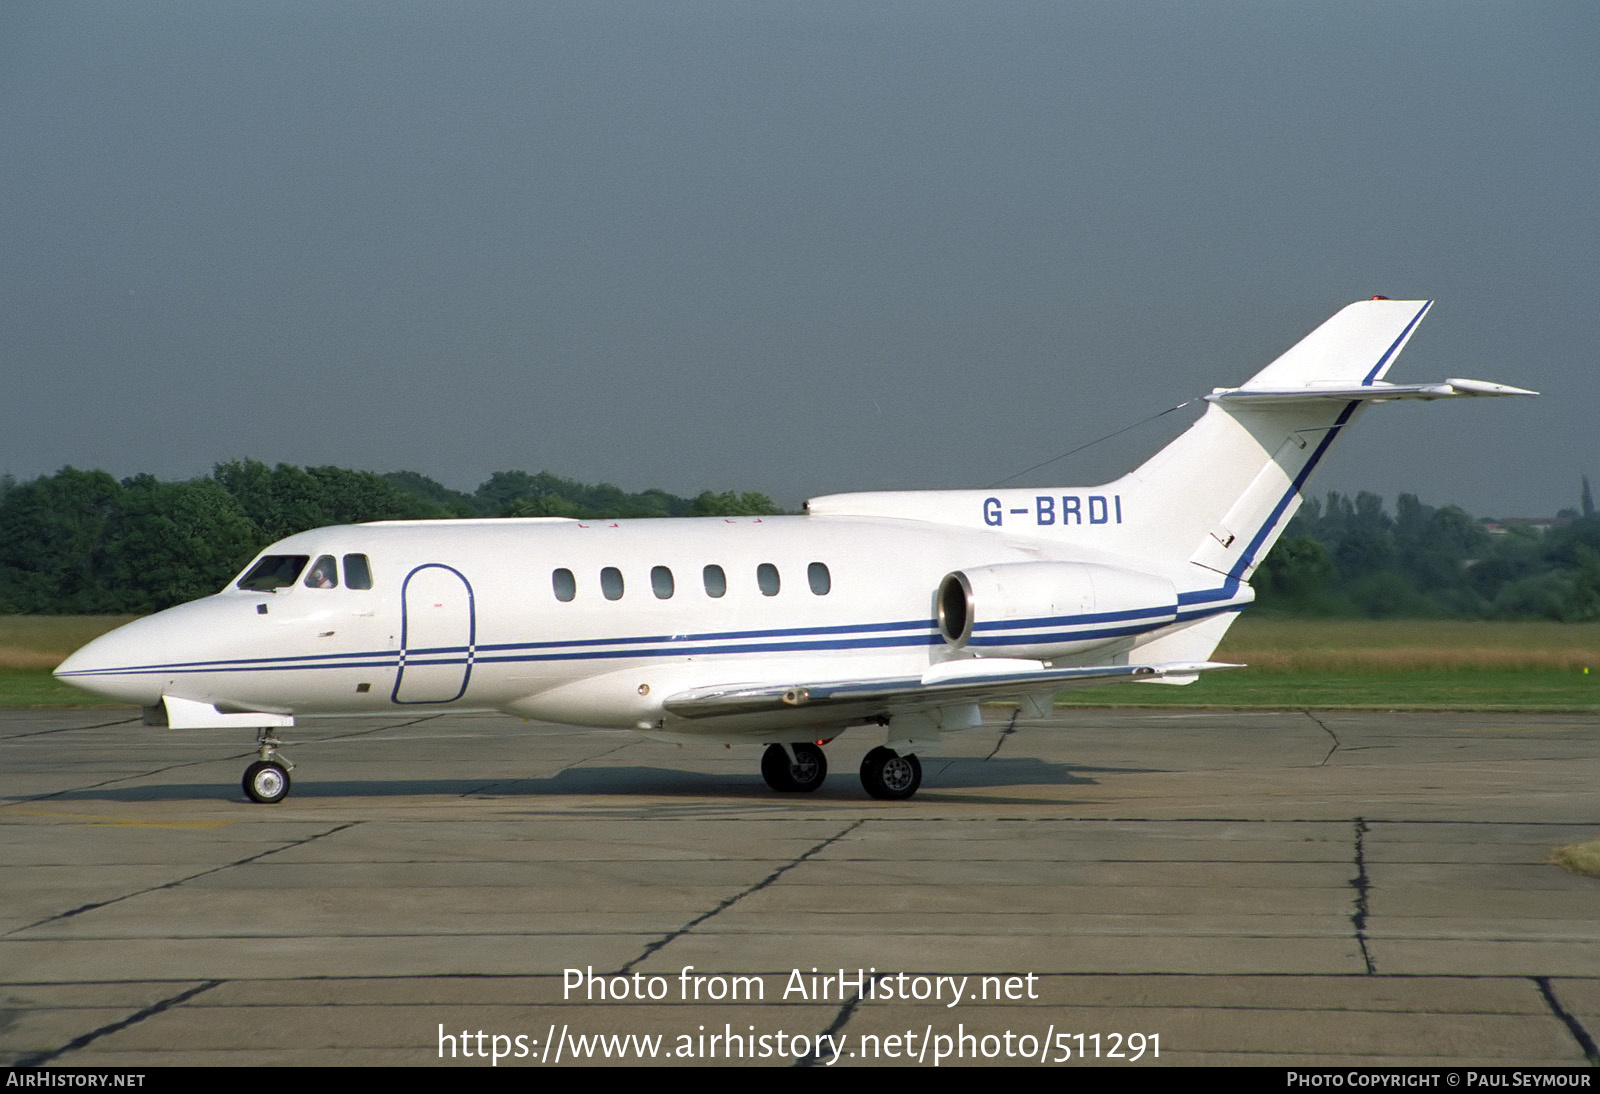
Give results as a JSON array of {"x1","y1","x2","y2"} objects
[
  {"x1": 237, "y1": 555, "x2": 310, "y2": 591},
  {"x1": 343, "y1": 554, "x2": 373, "y2": 590},
  {"x1": 304, "y1": 555, "x2": 339, "y2": 589}
]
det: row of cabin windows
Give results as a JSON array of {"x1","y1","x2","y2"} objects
[
  {"x1": 236, "y1": 553, "x2": 373, "y2": 591},
  {"x1": 552, "y1": 562, "x2": 831, "y2": 603}
]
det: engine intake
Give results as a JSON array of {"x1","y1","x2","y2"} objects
[{"x1": 936, "y1": 561, "x2": 1177, "y2": 660}]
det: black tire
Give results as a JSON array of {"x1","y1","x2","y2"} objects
[
  {"x1": 860, "y1": 746, "x2": 921, "y2": 800},
  {"x1": 761, "y1": 742, "x2": 828, "y2": 793},
  {"x1": 243, "y1": 760, "x2": 291, "y2": 804}
]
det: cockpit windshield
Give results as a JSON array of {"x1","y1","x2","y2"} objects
[{"x1": 237, "y1": 555, "x2": 310, "y2": 591}]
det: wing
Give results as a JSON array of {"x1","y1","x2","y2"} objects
[{"x1": 662, "y1": 657, "x2": 1241, "y2": 720}]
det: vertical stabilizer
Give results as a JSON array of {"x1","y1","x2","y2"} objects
[
  {"x1": 1115, "y1": 299, "x2": 1434, "y2": 583},
  {"x1": 1242, "y1": 299, "x2": 1431, "y2": 389},
  {"x1": 805, "y1": 298, "x2": 1531, "y2": 607}
]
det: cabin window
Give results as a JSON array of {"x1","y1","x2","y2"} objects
[
  {"x1": 703, "y1": 564, "x2": 726, "y2": 598},
  {"x1": 651, "y1": 566, "x2": 674, "y2": 599},
  {"x1": 344, "y1": 554, "x2": 373, "y2": 590},
  {"x1": 237, "y1": 555, "x2": 310, "y2": 591},
  {"x1": 808, "y1": 562, "x2": 831, "y2": 595},
  {"x1": 304, "y1": 556, "x2": 339, "y2": 589},
  {"x1": 601, "y1": 567, "x2": 625, "y2": 601},
  {"x1": 552, "y1": 568, "x2": 576, "y2": 602},
  {"x1": 757, "y1": 563, "x2": 780, "y2": 597}
]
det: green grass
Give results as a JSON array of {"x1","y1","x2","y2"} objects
[
  {"x1": 1551, "y1": 839, "x2": 1600, "y2": 880},
  {"x1": 1214, "y1": 616, "x2": 1600, "y2": 673},
  {"x1": 0, "y1": 616, "x2": 138, "y2": 708},
  {"x1": 8, "y1": 613, "x2": 1600, "y2": 712},
  {"x1": 1056, "y1": 668, "x2": 1600, "y2": 711},
  {"x1": 0, "y1": 668, "x2": 131, "y2": 708},
  {"x1": 1054, "y1": 617, "x2": 1600, "y2": 711},
  {"x1": 0, "y1": 614, "x2": 138, "y2": 670}
]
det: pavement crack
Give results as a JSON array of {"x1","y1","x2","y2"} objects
[
  {"x1": 3, "y1": 715, "x2": 143, "y2": 740},
  {"x1": 5, "y1": 752, "x2": 250, "y2": 807},
  {"x1": 619, "y1": 819, "x2": 866, "y2": 974},
  {"x1": 1537, "y1": 977, "x2": 1600, "y2": 1065},
  {"x1": 1305, "y1": 711, "x2": 1339, "y2": 766},
  {"x1": 798, "y1": 970, "x2": 891, "y2": 1067},
  {"x1": 982, "y1": 710, "x2": 1022, "y2": 762},
  {"x1": 464, "y1": 739, "x2": 636, "y2": 796},
  {"x1": 314, "y1": 714, "x2": 447, "y2": 743},
  {"x1": 9, "y1": 822, "x2": 358, "y2": 935},
  {"x1": 1350, "y1": 817, "x2": 1375, "y2": 974},
  {"x1": 13, "y1": 979, "x2": 223, "y2": 1066},
  {"x1": 7, "y1": 716, "x2": 446, "y2": 807}
]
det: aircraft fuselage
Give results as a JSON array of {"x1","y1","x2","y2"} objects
[{"x1": 57, "y1": 511, "x2": 1204, "y2": 740}]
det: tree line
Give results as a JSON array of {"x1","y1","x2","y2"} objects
[
  {"x1": 0, "y1": 462, "x2": 778, "y2": 614},
  {"x1": 1254, "y1": 490, "x2": 1600, "y2": 621},
  {"x1": 2, "y1": 462, "x2": 1595, "y2": 620}
]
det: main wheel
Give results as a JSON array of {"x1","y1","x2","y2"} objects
[
  {"x1": 761, "y1": 743, "x2": 828, "y2": 793},
  {"x1": 243, "y1": 760, "x2": 291, "y2": 804},
  {"x1": 860, "y1": 746, "x2": 921, "y2": 800}
]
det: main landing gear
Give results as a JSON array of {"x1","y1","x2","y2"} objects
[
  {"x1": 242, "y1": 728, "x2": 294, "y2": 804},
  {"x1": 860, "y1": 746, "x2": 921, "y2": 800},
  {"x1": 759, "y1": 742, "x2": 925, "y2": 799},
  {"x1": 761, "y1": 743, "x2": 828, "y2": 792}
]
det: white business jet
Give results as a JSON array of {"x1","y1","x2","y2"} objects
[{"x1": 55, "y1": 299, "x2": 1533, "y2": 803}]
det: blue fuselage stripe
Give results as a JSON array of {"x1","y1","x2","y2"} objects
[{"x1": 60, "y1": 600, "x2": 1246, "y2": 681}]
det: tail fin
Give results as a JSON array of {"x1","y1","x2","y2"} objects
[
  {"x1": 1240, "y1": 297, "x2": 1432, "y2": 390},
  {"x1": 1121, "y1": 297, "x2": 1533, "y2": 668},
  {"x1": 805, "y1": 300, "x2": 1532, "y2": 597},
  {"x1": 1118, "y1": 299, "x2": 1531, "y2": 586}
]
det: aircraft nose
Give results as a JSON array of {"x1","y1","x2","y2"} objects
[
  {"x1": 54, "y1": 599, "x2": 239, "y2": 707},
  {"x1": 54, "y1": 619, "x2": 166, "y2": 706}
]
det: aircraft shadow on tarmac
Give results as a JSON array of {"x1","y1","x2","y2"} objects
[{"x1": 26, "y1": 755, "x2": 1158, "y2": 804}]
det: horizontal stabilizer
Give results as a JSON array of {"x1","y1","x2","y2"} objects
[
  {"x1": 663, "y1": 660, "x2": 1243, "y2": 720},
  {"x1": 1207, "y1": 378, "x2": 1538, "y2": 405}
]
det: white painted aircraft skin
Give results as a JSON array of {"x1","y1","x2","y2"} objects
[{"x1": 54, "y1": 299, "x2": 1534, "y2": 801}]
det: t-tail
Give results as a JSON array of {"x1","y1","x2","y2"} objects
[
  {"x1": 1118, "y1": 299, "x2": 1532, "y2": 588},
  {"x1": 811, "y1": 298, "x2": 1535, "y2": 666},
  {"x1": 1114, "y1": 298, "x2": 1533, "y2": 665}
]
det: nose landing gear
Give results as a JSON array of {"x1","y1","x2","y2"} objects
[{"x1": 243, "y1": 729, "x2": 294, "y2": 804}]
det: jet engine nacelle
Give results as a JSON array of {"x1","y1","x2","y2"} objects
[{"x1": 936, "y1": 561, "x2": 1178, "y2": 660}]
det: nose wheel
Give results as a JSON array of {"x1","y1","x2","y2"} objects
[
  {"x1": 243, "y1": 730, "x2": 294, "y2": 803},
  {"x1": 243, "y1": 760, "x2": 291, "y2": 803}
]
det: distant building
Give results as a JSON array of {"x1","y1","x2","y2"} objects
[{"x1": 1480, "y1": 517, "x2": 1572, "y2": 536}]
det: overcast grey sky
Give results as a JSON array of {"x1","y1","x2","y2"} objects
[{"x1": 3, "y1": 2, "x2": 1595, "y2": 516}]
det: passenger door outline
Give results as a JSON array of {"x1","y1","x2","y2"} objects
[{"x1": 392, "y1": 563, "x2": 475, "y2": 704}]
